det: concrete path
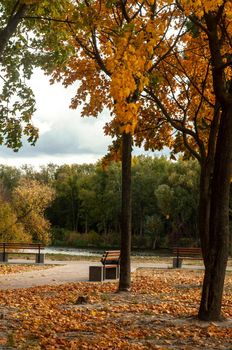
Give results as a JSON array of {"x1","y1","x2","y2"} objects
[
  {"x1": 0, "y1": 260, "x2": 231, "y2": 290},
  {"x1": 0, "y1": 260, "x2": 169, "y2": 289},
  {"x1": 0, "y1": 260, "x2": 90, "y2": 290}
]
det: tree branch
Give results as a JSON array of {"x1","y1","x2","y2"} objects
[
  {"x1": 175, "y1": 0, "x2": 209, "y2": 35},
  {"x1": 91, "y1": 28, "x2": 111, "y2": 77},
  {"x1": 144, "y1": 87, "x2": 202, "y2": 161},
  {"x1": 23, "y1": 15, "x2": 76, "y2": 25}
]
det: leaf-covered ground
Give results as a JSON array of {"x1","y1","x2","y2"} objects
[
  {"x1": 0, "y1": 264, "x2": 54, "y2": 275},
  {"x1": 0, "y1": 269, "x2": 231, "y2": 349}
]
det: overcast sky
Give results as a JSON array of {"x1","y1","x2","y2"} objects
[{"x1": 0, "y1": 69, "x2": 159, "y2": 168}]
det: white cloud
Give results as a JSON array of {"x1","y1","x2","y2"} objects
[
  {"x1": 0, "y1": 69, "x2": 113, "y2": 166},
  {"x1": 0, "y1": 69, "x2": 167, "y2": 167}
]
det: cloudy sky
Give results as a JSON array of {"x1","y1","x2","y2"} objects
[{"x1": 0, "y1": 69, "x2": 158, "y2": 168}]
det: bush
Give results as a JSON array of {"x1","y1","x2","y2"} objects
[
  {"x1": 179, "y1": 237, "x2": 198, "y2": 247},
  {"x1": 51, "y1": 228, "x2": 120, "y2": 249},
  {"x1": 102, "y1": 232, "x2": 120, "y2": 248},
  {"x1": 132, "y1": 235, "x2": 151, "y2": 249},
  {"x1": 51, "y1": 227, "x2": 67, "y2": 244}
]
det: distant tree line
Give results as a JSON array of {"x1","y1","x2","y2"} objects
[{"x1": 0, "y1": 156, "x2": 201, "y2": 249}]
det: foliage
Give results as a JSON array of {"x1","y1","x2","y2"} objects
[
  {"x1": 34, "y1": 0, "x2": 183, "y2": 145},
  {"x1": 0, "y1": 0, "x2": 72, "y2": 150},
  {"x1": 0, "y1": 0, "x2": 37, "y2": 150},
  {"x1": 46, "y1": 157, "x2": 200, "y2": 248},
  {"x1": 0, "y1": 157, "x2": 201, "y2": 249},
  {"x1": 12, "y1": 178, "x2": 55, "y2": 244},
  {"x1": 0, "y1": 173, "x2": 55, "y2": 244},
  {"x1": 0, "y1": 198, "x2": 28, "y2": 242}
]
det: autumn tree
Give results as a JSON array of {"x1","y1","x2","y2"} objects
[
  {"x1": 34, "y1": 0, "x2": 186, "y2": 291},
  {"x1": 12, "y1": 179, "x2": 55, "y2": 244},
  {"x1": 0, "y1": 198, "x2": 27, "y2": 242},
  {"x1": 181, "y1": 0, "x2": 232, "y2": 322},
  {"x1": 26, "y1": 0, "x2": 231, "y2": 318},
  {"x1": 132, "y1": 0, "x2": 232, "y2": 320}
]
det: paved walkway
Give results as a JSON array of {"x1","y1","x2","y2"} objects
[
  {"x1": 0, "y1": 260, "x2": 231, "y2": 290},
  {"x1": 0, "y1": 260, "x2": 163, "y2": 289}
]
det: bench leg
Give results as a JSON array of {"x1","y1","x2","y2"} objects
[
  {"x1": 116, "y1": 266, "x2": 120, "y2": 278},
  {"x1": 104, "y1": 266, "x2": 118, "y2": 279},
  {"x1": 173, "y1": 257, "x2": 183, "y2": 268},
  {"x1": 36, "y1": 253, "x2": 45, "y2": 264},
  {"x1": 89, "y1": 266, "x2": 104, "y2": 281},
  {"x1": 0, "y1": 253, "x2": 8, "y2": 262}
]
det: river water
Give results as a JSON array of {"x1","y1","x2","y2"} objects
[
  {"x1": 44, "y1": 247, "x2": 159, "y2": 257},
  {"x1": 44, "y1": 247, "x2": 102, "y2": 256}
]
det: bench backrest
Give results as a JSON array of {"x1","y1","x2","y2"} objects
[
  {"x1": 0, "y1": 242, "x2": 44, "y2": 251},
  {"x1": 173, "y1": 247, "x2": 202, "y2": 257},
  {"x1": 101, "y1": 250, "x2": 120, "y2": 266}
]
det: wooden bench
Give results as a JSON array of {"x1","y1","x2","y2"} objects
[
  {"x1": 101, "y1": 250, "x2": 120, "y2": 279},
  {"x1": 172, "y1": 247, "x2": 202, "y2": 268},
  {"x1": 89, "y1": 250, "x2": 120, "y2": 281},
  {"x1": 0, "y1": 242, "x2": 45, "y2": 264}
]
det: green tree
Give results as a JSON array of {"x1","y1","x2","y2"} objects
[
  {"x1": 0, "y1": 0, "x2": 39, "y2": 149},
  {"x1": 144, "y1": 214, "x2": 164, "y2": 249},
  {"x1": 0, "y1": 165, "x2": 21, "y2": 197},
  {"x1": 132, "y1": 156, "x2": 165, "y2": 237},
  {"x1": 0, "y1": 0, "x2": 72, "y2": 150}
]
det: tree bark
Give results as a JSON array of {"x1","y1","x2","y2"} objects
[
  {"x1": 0, "y1": 3, "x2": 28, "y2": 60},
  {"x1": 197, "y1": 9, "x2": 232, "y2": 321},
  {"x1": 198, "y1": 164, "x2": 211, "y2": 262},
  {"x1": 119, "y1": 132, "x2": 132, "y2": 291},
  {"x1": 198, "y1": 105, "x2": 232, "y2": 321},
  {"x1": 198, "y1": 102, "x2": 220, "y2": 262}
]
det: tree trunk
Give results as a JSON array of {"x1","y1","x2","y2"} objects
[
  {"x1": 119, "y1": 132, "x2": 132, "y2": 291},
  {"x1": 198, "y1": 105, "x2": 232, "y2": 321},
  {"x1": 85, "y1": 214, "x2": 88, "y2": 234},
  {"x1": 198, "y1": 161, "x2": 213, "y2": 263},
  {"x1": 0, "y1": 3, "x2": 28, "y2": 59},
  {"x1": 139, "y1": 215, "x2": 143, "y2": 236},
  {"x1": 198, "y1": 102, "x2": 220, "y2": 262}
]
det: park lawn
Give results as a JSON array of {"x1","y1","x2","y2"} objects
[{"x1": 0, "y1": 269, "x2": 231, "y2": 349}]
